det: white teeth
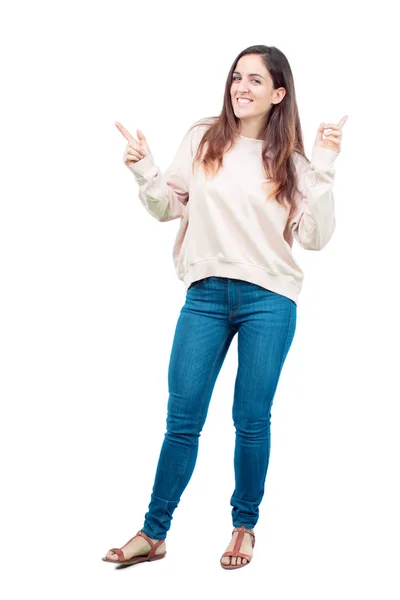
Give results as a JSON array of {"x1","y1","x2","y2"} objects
[{"x1": 237, "y1": 98, "x2": 252, "y2": 104}]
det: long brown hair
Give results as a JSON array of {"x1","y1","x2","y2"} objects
[{"x1": 188, "y1": 45, "x2": 310, "y2": 225}]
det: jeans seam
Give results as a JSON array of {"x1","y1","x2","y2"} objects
[
  {"x1": 229, "y1": 280, "x2": 241, "y2": 318},
  {"x1": 278, "y1": 301, "x2": 295, "y2": 372}
]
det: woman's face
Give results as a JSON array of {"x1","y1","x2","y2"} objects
[{"x1": 230, "y1": 54, "x2": 286, "y2": 130}]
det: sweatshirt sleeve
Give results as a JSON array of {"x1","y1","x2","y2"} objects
[
  {"x1": 289, "y1": 145, "x2": 338, "y2": 250},
  {"x1": 125, "y1": 125, "x2": 197, "y2": 222}
]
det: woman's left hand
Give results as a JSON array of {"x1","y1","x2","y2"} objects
[{"x1": 315, "y1": 115, "x2": 348, "y2": 153}]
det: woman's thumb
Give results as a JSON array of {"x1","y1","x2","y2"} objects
[
  {"x1": 136, "y1": 128, "x2": 145, "y2": 141},
  {"x1": 317, "y1": 122, "x2": 325, "y2": 141}
]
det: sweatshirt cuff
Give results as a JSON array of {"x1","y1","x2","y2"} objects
[
  {"x1": 311, "y1": 145, "x2": 338, "y2": 171},
  {"x1": 126, "y1": 153, "x2": 156, "y2": 180}
]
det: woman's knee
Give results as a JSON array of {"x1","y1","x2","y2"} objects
[
  {"x1": 166, "y1": 412, "x2": 204, "y2": 439},
  {"x1": 232, "y1": 415, "x2": 270, "y2": 438}
]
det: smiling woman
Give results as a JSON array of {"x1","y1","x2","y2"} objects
[
  {"x1": 230, "y1": 58, "x2": 285, "y2": 141},
  {"x1": 108, "y1": 43, "x2": 347, "y2": 572}
]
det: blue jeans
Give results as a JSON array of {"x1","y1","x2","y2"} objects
[{"x1": 141, "y1": 276, "x2": 297, "y2": 540}]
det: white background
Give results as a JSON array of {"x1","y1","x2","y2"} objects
[{"x1": 1, "y1": 0, "x2": 399, "y2": 598}]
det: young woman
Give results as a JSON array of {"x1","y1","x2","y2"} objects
[{"x1": 102, "y1": 44, "x2": 347, "y2": 570}]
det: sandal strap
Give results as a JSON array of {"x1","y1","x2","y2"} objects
[
  {"x1": 136, "y1": 530, "x2": 165, "y2": 558},
  {"x1": 221, "y1": 550, "x2": 252, "y2": 561},
  {"x1": 232, "y1": 525, "x2": 256, "y2": 548},
  {"x1": 109, "y1": 532, "x2": 139, "y2": 561},
  {"x1": 109, "y1": 547, "x2": 124, "y2": 560},
  {"x1": 107, "y1": 530, "x2": 165, "y2": 562}
]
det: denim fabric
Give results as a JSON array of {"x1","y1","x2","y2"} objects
[{"x1": 141, "y1": 276, "x2": 297, "y2": 540}]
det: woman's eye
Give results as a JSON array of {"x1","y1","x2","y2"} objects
[{"x1": 232, "y1": 76, "x2": 260, "y2": 84}]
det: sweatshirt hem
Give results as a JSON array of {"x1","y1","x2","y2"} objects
[{"x1": 181, "y1": 259, "x2": 302, "y2": 305}]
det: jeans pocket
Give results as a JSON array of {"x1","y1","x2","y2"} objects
[{"x1": 189, "y1": 277, "x2": 207, "y2": 290}]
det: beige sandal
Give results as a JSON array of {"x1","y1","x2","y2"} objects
[
  {"x1": 102, "y1": 530, "x2": 166, "y2": 566},
  {"x1": 220, "y1": 525, "x2": 255, "y2": 570}
]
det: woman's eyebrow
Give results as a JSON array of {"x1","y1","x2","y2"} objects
[{"x1": 233, "y1": 71, "x2": 265, "y2": 80}]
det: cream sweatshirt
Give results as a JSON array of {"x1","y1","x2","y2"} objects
[{"x1": 127, "y1": 118, "x2": 338, "y2": 304}]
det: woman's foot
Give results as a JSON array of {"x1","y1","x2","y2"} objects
[
  {"x1": 220, "y1": 528, "x2": 254, "y2": 567},
  {"x1": 104, "y1": 532, "x2": 166, "y2": 562}
]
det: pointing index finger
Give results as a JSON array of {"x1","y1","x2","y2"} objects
[
  {"x1": 115, "y1": 121, "x2": 135, "y2": 142},
  {"x1": 338, "y1": 115, "x2": 348, "y2": 129}
]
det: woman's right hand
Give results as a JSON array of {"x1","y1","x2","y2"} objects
[{"x1": 115, "y1": 121, "x2": 151, "y2": 166}]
